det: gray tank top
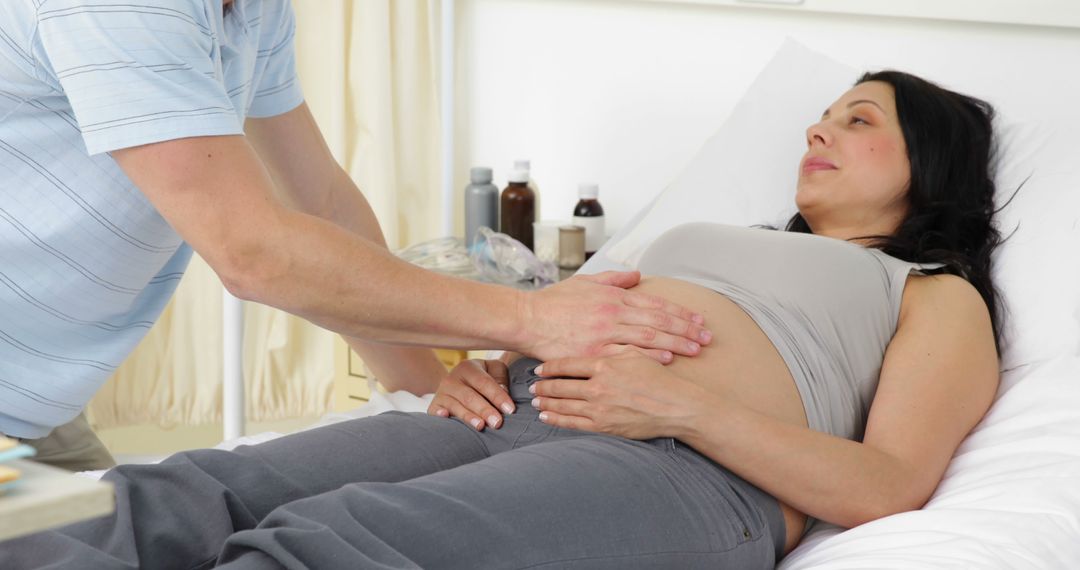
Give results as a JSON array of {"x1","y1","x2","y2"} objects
[{"x1": 637, "y1": 223, "x2": 945, "y2": 442}]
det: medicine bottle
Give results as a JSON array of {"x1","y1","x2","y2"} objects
[
  {"x1": 500, "y1": 169, "x2": 535, "y2": 250},
  {"x1": 515, "y1": 159, "x2": 540, "y2": 214},
  {"x1": 571, "y1": 183, "x2": 605, "y2": 259},
  {"x1": 464, "y1": 167, "x2": 499, "y2": 249}
]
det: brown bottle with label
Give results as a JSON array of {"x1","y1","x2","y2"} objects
[
  {"x1": 500, "y1": 168, "x2": 535, "y2": 250},
  {"x1": 572, "y1": 183, "x2": 605, "y2": 260}
]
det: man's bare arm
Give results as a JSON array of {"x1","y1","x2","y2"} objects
[
  {"x1": 111, "y1": 130, "x2": 710, "y2": 361},
  {"x1": 112, "y1": 134, "x2": 524, "y2": 349},
  {"x1": 244, "y1": 103, "x2": 444, "y2": 394}
]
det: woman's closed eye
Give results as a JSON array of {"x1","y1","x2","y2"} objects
[{"x1": 850, "y1": 116, "x2": 869, "y2": 126}]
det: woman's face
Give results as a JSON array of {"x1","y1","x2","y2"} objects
[{"x1": 796, "y1": 81, "x2": 910, "y2": 240}]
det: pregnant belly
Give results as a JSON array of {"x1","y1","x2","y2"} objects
[{"x1": 632, "y1": 276, "x2": 808, "y2": 553}]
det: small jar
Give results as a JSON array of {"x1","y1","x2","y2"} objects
[
  {"x1": 558, "y1": 225, "x2": 586, "y2": 270},
  {"x1": 532, "y1": 220, "x2": 566, "y2": 264}
]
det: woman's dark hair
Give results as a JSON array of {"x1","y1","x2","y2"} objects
[{"x1": 769, "y1": 71, "x2": 1016, "y2": 356}]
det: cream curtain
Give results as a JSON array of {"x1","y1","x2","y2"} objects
[{"x1": 87, "y1": 0, "x2": 444, "y2": 429}]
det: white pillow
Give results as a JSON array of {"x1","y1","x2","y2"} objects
[
  {"x1": 603, "y1": 39, "x2": 856, "y2": 265},
  {"x1": 597, "y1": 39, "x2": 1080, "y2": 371},
  {"x1": 987, "y1": 120, "x2": 1080, "y2": 370}
]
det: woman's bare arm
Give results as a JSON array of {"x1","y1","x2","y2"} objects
[
  {"x1": 676, "y1": 274, "x2": 999, "y2": 527},
  {"x1": 532, "y1": 274, "x2": 999, "y2": 528}
]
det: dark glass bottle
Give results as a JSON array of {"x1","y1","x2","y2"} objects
[
  {"x1": 500, "y1": 169, "x2": 535, "y2": 250},
  {"x1": 572, "y1": 183, "x2": 605, "y2": 259}
]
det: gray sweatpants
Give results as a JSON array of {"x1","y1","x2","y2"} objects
[
  {"x1": 0, "y1": 359, "x2": 785, "y2": 569},
  {"x1": 1, "y1": 412, "x2": 116, "y2": 472}
]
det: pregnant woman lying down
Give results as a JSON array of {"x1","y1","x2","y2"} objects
[{"x1": 2, "y1": 71, "x2": 1005, "y2": 569}]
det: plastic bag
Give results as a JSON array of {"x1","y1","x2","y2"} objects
[
  {"x1": 469, "y1": 227, "x2": 557, "y2": 288},
  {"x1": 395, "y1": 237, "x2": 477, "y2": 277}
]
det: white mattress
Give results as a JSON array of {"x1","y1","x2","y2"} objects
[{"x1": 779, "y1": 355, "x2": 1080, "y2": 568}]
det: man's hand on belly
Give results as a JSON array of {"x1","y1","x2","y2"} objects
[{"x1": 518, "y1": 271, "x2": 713, "y2": 363}]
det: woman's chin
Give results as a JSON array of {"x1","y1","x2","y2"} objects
[{"x1": 794, "y1": 185, "x2": 819, "y2": 211}]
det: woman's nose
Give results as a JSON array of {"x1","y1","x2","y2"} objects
[{"x1": 806, "y1": 122, "x2": 831, "y2": 148}]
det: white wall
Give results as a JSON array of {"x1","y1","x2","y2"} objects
[{"x1": 452, "y1": 0, "x2": 1080, "y2": 238}]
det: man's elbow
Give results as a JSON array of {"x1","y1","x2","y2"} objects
[
  {"x1": 219, "y1": 266, "x2": 257, "y2": 302},
  {"x1": 213, "y1": 239, "x2": 281, "y2": 303}
]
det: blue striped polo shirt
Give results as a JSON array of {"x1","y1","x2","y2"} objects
[{"x1": 0, "y1": 0, "x2": 304, "y2": 438}]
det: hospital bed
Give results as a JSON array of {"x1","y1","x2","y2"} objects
[
  {"x1": 84, "y1": 40, "x2": 1080, "y2": 568},
  {"x1": 568, "y1": 41, "x2": 1080, "y2": 567}
]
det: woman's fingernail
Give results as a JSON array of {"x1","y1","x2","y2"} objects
[
  {"x1": 663, "y1": 351, "x2": 673, "y2": 362},
  {"x1": 501, "y1": 402, "x2": 514, "y2": 414},
  {"x1": 531, "y1": 397, "x2": 541, "y2": 409},
  {"x1": 529, "y1": 384, "x2": 536, "y2": 395},
  {"x1": 487, "y1": 414, "x2": 500, "y2": 428},
  {"x1": 688, "y1": 341, "x2": 700, "y2": 353},
  {"x1": 538, "y1": 412, "x2": 549, "y2": 422},
  {"x1": 693, "y1": 314, "x2": 705, "y2": 324},
  {"x1": 535, "y1": 364, "x2": 544, "y2": 375},
  {"x1": 699, "y1": 330, "x2": 712, "y2": 343},
  {"x1": 471, "y1": 418, "x2": 483, "y2": 430}
]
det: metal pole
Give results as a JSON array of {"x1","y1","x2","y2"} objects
[
  {"x1": 441, "y1": 0, "x2": 455, "y2": 236},
  {"x1": 222, "y1": 290, "x2": 245, "y2": 440}
]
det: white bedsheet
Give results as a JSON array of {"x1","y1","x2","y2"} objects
[{"x1": 780, "y1": 355, "x2": 1080, "y2": 569}]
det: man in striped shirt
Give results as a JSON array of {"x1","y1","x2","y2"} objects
[{"x1": 0, "y1": 0, "x2": 709, "y2": 471}]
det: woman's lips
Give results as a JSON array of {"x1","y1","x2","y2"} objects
[{"x1": 802, "y1": 157, "x2": 838, "y2": 174}]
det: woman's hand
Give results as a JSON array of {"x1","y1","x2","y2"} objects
[
  {"x1": 518, "y1": 271, "x2": 712, "y2": 364},
  {"x1": 529, "y1": 352, "x2": 711, "y2": 440},
  {"x1": 427, "y1": 359, "x2": 516, "y2": 431}
]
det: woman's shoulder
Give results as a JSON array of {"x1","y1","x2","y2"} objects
[
  {"x1": 905, "y1": 272, "x2": 979, "y2": 298},
  {"x1": 900, "y1": 272, "x2": 990, "y2": 330},
  {"x1": 888, "y1": 272, "x2": 999, "y2": 406}
]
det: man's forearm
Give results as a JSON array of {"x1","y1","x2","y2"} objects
[
  {"x1": 343, "y1": 338, "x2": 445, "y2": 395},
  {"x1": 320, "y1": 166, "x2": 445, "y2": 394},
  {"x1": 116, "y1": 135, "x2": 525, "y2": 350},
  {"x1": 238, "y1": 186, "x2": 527, "y2": 351}
]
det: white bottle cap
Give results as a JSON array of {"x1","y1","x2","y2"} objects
[
  {"x1": 508, "y1": 169, "x2": 530, "y2": 183},
  {"x1": 514, "y1": 159, "x2": 531, "y2": 173},
  {"x1": 577, "y1": 183, "x2": 599, "y2": 199}
]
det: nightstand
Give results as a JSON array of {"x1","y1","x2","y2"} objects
[
  {"x1": 332, "y1": 338, "x2": 471, "y2": 412},
  {"x1": 0, "y1": 460, "x2": 114, "y2": 541}
]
